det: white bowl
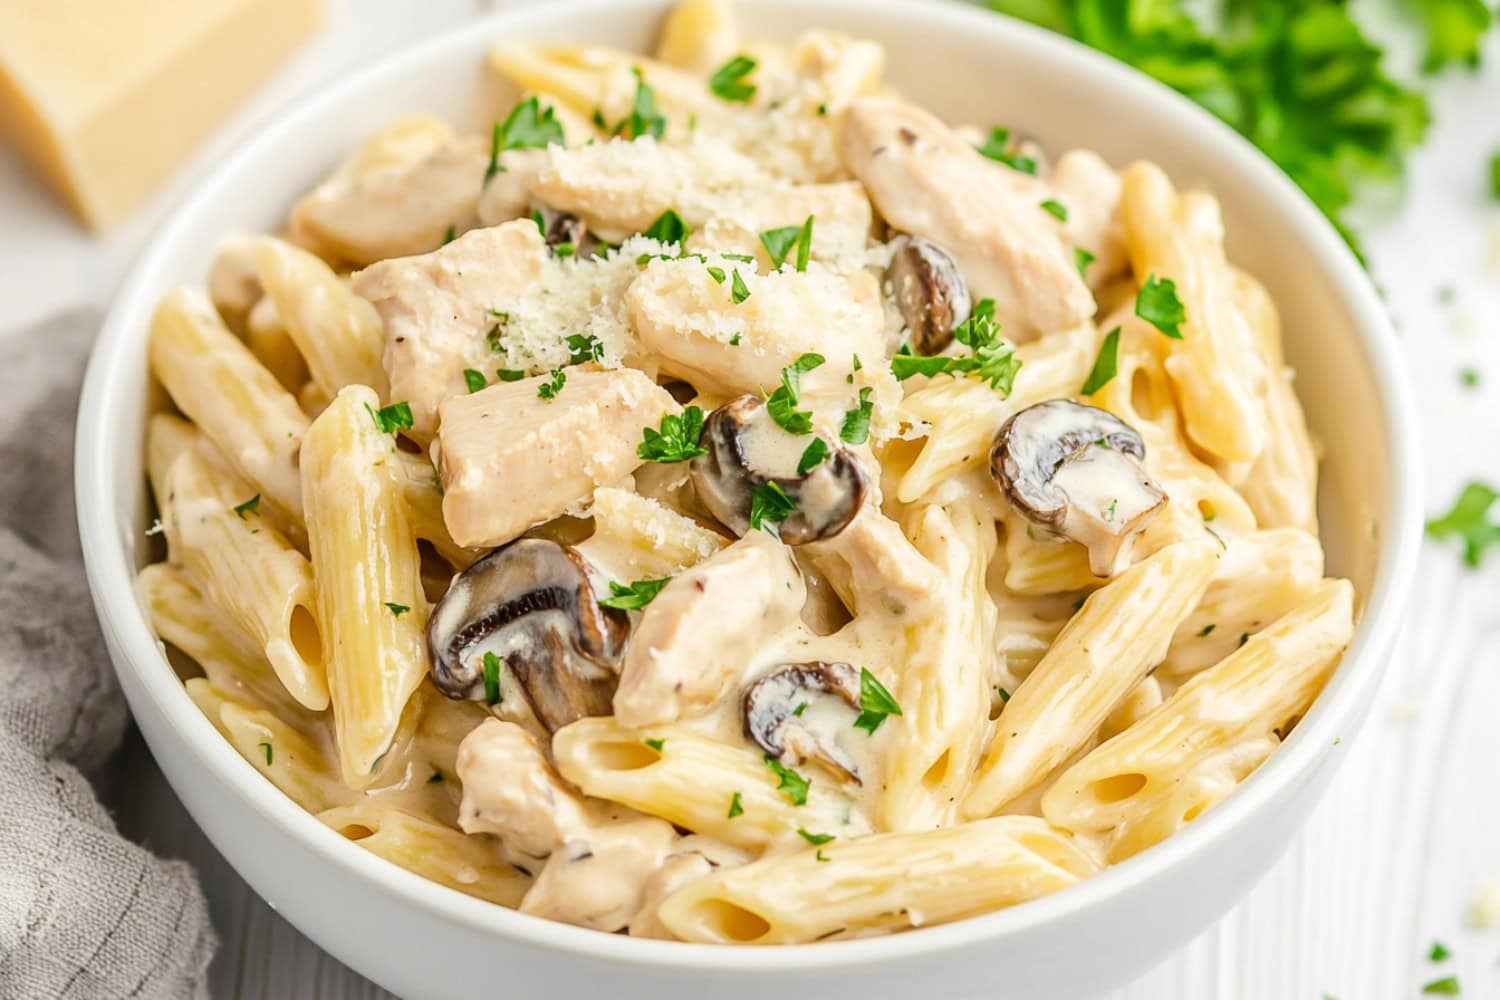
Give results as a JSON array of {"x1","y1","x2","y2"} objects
[{"x1": 75, "y1": 1, "x2": 1421, "y2": 996}]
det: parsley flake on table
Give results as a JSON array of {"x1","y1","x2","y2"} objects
[
  {"x1": 366, "y1": 401, "x2": 413, "y2": 434},
  {"x1": 1426, "y1": 481, "x2": 1500, "y2": 568},
  {"x1": 599, "y1": 577, "x2": 671, "y2": 611},
  {"x1": 1491, "y1": 148, "x2": 1500, "y2": 198},
  {"x1": 765, "y1": 353, "x2": 825, "y2": 435},
  {"x1": 638, "y1": 406, "x2": 709, "y2": 463},
  {"x1": 1421, "y1": 975, "x2": 1461, "y2": 996},
  {"x1": 975, "y1": 126, "x2": 1038, "y2": 174},
  {"x1": 763, "y1": 755, "x2": 810, "y2": 805},
  {"x1": 1136, "y1": 274, "x2": 1186, "y2": 339},
  {"x1": 759, "y1": 215, "x2": 814, "y2": 270},
  {"x1": 1429, "y1": 940, "x2": 1452, "y2": 962},
  {"x1": 1459, "y1": 368, "x2": 1480, "y2": 389},
  {"x1": 839, "y1": 386, "x2": 874, "y2": 444},
  {"x1": 708, "y1": 54, "x2": 757, "y2": 102},
  {"x1": 485, "y1": 96, "x2": 565, "y2": 183},
  {"x1": 232, "y1": 494, "x2": 261, "y2": 519},
  {"x1": 852, "y1": 667, "x2": 903, "y2": 734},
  {"x1": 1081, "y1": 326, "x2": 1121, "y2": 395},
  {"x1": 481, "y1": 651, "x2": 502, "y2": 705},
  {"x1": 749, "y1": 481, "x2": 796, "y2": 534}
]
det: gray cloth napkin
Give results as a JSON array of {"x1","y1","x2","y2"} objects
[{"x1": 0, "y1": 309, "x2": 215, "y2": 999}]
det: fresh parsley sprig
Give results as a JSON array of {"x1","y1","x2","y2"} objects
[
  {"x1": 1080, "y1": 327, "x2": 1121, "y2": 395},
  {"x1": 852, "y1": 667, "x2": 903, "y2": 734},
  {"x1": 763, "y1": 755, "x2": 810, "y2": 805},
  {"x1": 839, "y1": 387, "x2": 874, "y2": 444},
  {"x1": 749, "y1": 481, "x2": 796, "y2": 534},
  {"x1": 759, "y1": 215, "x2": 814, "y2": 270},
  {"x1": 765, "y1": 353, "x2": 825, "y2": 435},
  {"x1": 1136, "y1": 274, "x2": 1186, "y2": 339},
  {"x1": 614, "y1": 67, "x2": 666, "y2": 140},
  {"x1": 485, "y1": 96, "x2": 565, "y2": 183},
  {"x1": 1426, "y1": 481, "x2": 1500, "y2": 568},
  {"x1": 891, "y1": 299, "x2": 1022, "y2": 395},
  {"x1": 975, "y1": 126, "x2": 1038, "y2": 174},
  {"x1": 599, "y1": 578, "x2": 671, "y2": 610},
  {"x1": 709, "y1": 55, "x2": 757, "y2": 102},
  {"x1": 366, "y1": 401, "x2": 414, "y2": 434},
  {"x1": 638, "y1": 406, "x2": 709, "y2": 463}
]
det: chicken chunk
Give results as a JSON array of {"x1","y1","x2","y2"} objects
[
  {"x1": 839, "y1": 97, "x2": 1093, "y2": 339},
  {"x1": 1048, "y1": 150, "x2": 1128, "y2": 291},
  {"x1": 291, "y1": 134, "x2": 488, "y2": 266},
  {"x1": 436, "y1": 367, "x2": 679, "y2": 548},
  {"x1": 626, "y1": 259, "x2": 884, "y2": 397},
  {"x1": 613, "y1": 532, "x2": 806, "y2": 728},
  {"x1": 521, "y1": 817, "x2": 678, "y2": 932},
  {"x1": 455, "y1": 718, "x2": 591, "y2": 859},
  {"x1": 352, "y1": 220, "x2": 548, "y2": 441}
]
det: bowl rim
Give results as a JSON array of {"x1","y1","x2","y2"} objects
[{"x1": 75, "y1": 0, "x2": 1421, "y2": 972}]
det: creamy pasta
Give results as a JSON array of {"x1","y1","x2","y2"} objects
[{"x1": 138, "y1": 0, "x2": 1355, "y2": 945}]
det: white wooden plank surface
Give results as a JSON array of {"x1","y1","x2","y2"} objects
[{"x1": 4, "y1": 2, "x2": 1500, "y2": 996}]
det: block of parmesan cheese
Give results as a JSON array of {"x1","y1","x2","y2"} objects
[{"x1": 0, "y1": 0, "x2": 322, "y2": 230}]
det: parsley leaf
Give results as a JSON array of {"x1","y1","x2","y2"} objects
[
  {"x1": 1074, "y1": 246, "x2": 1096, "y2": 279},
  {"x1": 463, "y1": 368, "x2": 487, "y2": 393},
  {"x1": 1460, "y1": 368, "x2": 1480, "y2": 389},
  {"x1": 232, "y1": 494, "x2": 261, "y2": 519},
  {"x1": 427, "y1": 770, "x2": 444, "y2": 784},
  {"x1": 615, "y1": 67, "x2": 666, "y2": 140},
  {"x1": 259, "y1": 741, "x2": 273, "y2": 765},
  {"x1": 638, "y1": 406, "x2": 709, "y2": 463},
  {"x1": 1197, "y1": 623, "x2": 1216, "y2": 637},
  {"x1": 1414, "y1": 0, "x2": 1491, "y2": 73},
  {"x1": 1040, "y1": 198, "x2": 1069, "y2": 221},
  {"x1": 481, "y1": 651, "x2": 502, "y2": 705},
  {"x1": 797, "y1": 437, "x2": 830, "y2": 475},
  {"x1": 599, "y1": 577, "x2": 671, "y2": 610},
  {"x1": 486, "y1": 96, "x2": 565, "y2": 182},
  {"x1": 1136, "y1": 274, "x2": 1187, "y2": 339},
  {"x1": 643, "y1": 737, "x2": 666, "y2": 752},
  {"x1": 385, "y1": 602, "x2": 411, "y2": 618},
  {"x1": 1426, "y1": 481, "x2": 1500, "y2": 568},
  {"x1": 708, "y1": 54, "x2": 757, "y2": 102},
  {"x1": 727, "y1": 791, "x2": 744, "y2": 818},
  {"x1": 1429, "y1": 940, "x2": 1452, "y2": 962},
  {"x1": 763, "y1": 755, "x2": 810, "y2": 805},
  {"x1": 366, "y1": 401, "x2": 414, "y2": 434},
  {"x1": 730, "y1": 268, "x2": 751, "y2": 304},
  {"x1": 1491, "y1": 147, "x2": 1500, "y2": 199},
  {"x1": 706, "y1": 265, "x2": 726, "y2": 283},
  {"x1": 442, "y1": 224, "x2": 457, "y2": 245},
  {"x1": 759, "y1": 215, "x2": 814, "y2": 270},
  {"x1": 852, "y1": 667, "x2": 903, "y2": 734},
  {"x1": 765, "y1": 353, "x2": 824, "y2": 435},
  {"x1": 1081, "y1": 327, "x2": 1121, "y2": 395},
  {"x1": 839, "y1": 386, "x2": 874, "y2": 444},
  {"x1": 565, "y1": 333, "x2": 604, "y2": 364},
  {"x1": 537, "y1": 369, "x2": 566, "y2": 400},
  {"x1": 975, "y1": 126, "x2": 1038, "y2": 174},
  {"x1": 1421, "y1": 976, "x2": 1461, "y2": 996},
  {"x1": 643, "y1": 208, "x2": 688, "y2": 244},
  {"x1": 890, "y1": 354, "x2": 954, "y2": 380},
  {"x1": 496, "y1": 368, "x2": 526, "y2": 382},
  {"x1": 749, "y1": 481, "x2": 796, "y2": 533},
  {"x1": 797, "y1": 829, "x2": 835, "y2": 845}
]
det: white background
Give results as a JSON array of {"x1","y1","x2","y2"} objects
[{"x1": 3, "y1": 1, "x2": 1499, "y2": 997}]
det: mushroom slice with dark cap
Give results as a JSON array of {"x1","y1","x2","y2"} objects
[
  {"x1": 691, "y1": 394, "x2": 867, "y2": 545},
  {"x1": 427, "y1": 538, "x2": 628, "y2": 731},
  {"x1": 990, "y1": 399, "x2": 1167, "y2": 578},
  {"x1": 743, "y1": 662, "x2": 864, "y2": 783},
  {"x1": 885, "y1": 234, "x2": 971, "y2": 355},
  {"x1": 536, "y1": 205, "x2": 599, "y2": 259}
]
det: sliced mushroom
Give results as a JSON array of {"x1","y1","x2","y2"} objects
[
  {"x1": 691, "y1": 394, "x2": 866, "y2": 545},
  {"x1": 427, "y1": 538, "x2": 628, "y2": 730},
  {"x1": 744, "y1": 662, "x2": 865, "y2": 782},
  {"x1": 990, "y1": 400, "x2": 1167, "y2": 578},
  {"x1": 885, "y1": 234, "x2": 971, "y2": 355},
  {"x1": 537, "y1": 205, "x2": 599, "y2": 259}
]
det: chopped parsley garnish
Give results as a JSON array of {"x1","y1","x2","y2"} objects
[
  {"x1": 759, "y1": 215, "x2": 814, "y2": 270},
  {"x1": 259, "y1": 741, "x2": 272, "y2": 765},
  {"x1": 643, "y1": 737, "x2": 666, "y2": 752},
  {"x1": 366, "y1": 401, "x2": 414, "y2": 434},
  {"x1": 485, "y1": 96, "x2": 565, "y2": 182},
  {"x1": 975, "y1": 126, "x2": 1037, "y2": 174},
  {"x1": 763, "y1": 755, "x2": 810, "y2": 805},
  {"x1": 643, "y1": 208, "x2": 688, "y2": 244},
  {"x1": 839, "y1": 386, "x2": 874, "y2": 444},
  {"x1": 1080, "y1": 326, "x2": 1121, "y2": 395},
  {"x1": 565, "y1": 333, "x2": 604, "y2": 364},
  {"x1": 816, "y1": 848, "x2": 831, "y2": 862},
  {"x1": 1460, "y1": 368, "x2": 1481, "y2": 389},
  {"x1": 427, "y1": 770, "x2": 444, "y2": 784},
  {"x1": 482, "y1": 651, "x2": 502, "y2": 705},
  {"x1": 722, "y1": 252, "x2": 756, "y2": 263},
  {"x1": 1074, "y1": 246, "x2": 1096, "y2": 279},
  {"x1": 1426, "y1": 481, "x2": 1500, "y2": 568},
  {"x1": 1421, "y1": 976, "x2": 1461, "y2": 996},
  {"x1": 1429, "y1": 940, "x2": 1452, "y2": 962},
  {"x1": 730, "y1": 268, "x2": 751, "y2": 303},
  {"x1": 995, "y1": 686, "x2": 1011, "y2": 703},
  {"x1": 638, "y1": 406, "x2": 708, "y2": 463},
  {"x1": 463, "y1": 368, "x2": 487, "y2": 393},
  {"x1": 537, "y1": 369, "x2": 566, "y2": 400},
  {"x1": 1240, "y1": 632, "x2": 1251, "y2": 647},
  {"x1": 750, "y1": 481, "x2": 796, "y2": 534},
  {"x1": 1136, "y1": 274, "x2": 1186, "y2": 339},
  {"x1": 708, "y1": 54, "x2": 757, "y2": 102},
  {"x1": 442, "y1": 224, "x2": 457, "y2": 244},
  {"x1": 730, "y1": 333, "x2": 743, "y2": 346},
  {"x1": 614, "y1": 67, "x2": 666, "y2": 140},
  {"x1": 793, "y1": 702, "x2": 808, "y2": 716},
  {"x1": 1491, "y1": 149, "x2": 1500, "y2": 199},
  {"x1": 797, "y1": 829, "x2": 835, "y2": 846},
  {"x1": 852, "y1": 667, "x2": 903, "y2": 734},
  {"x1": 385, "y1": 602, "x2": 411, "y2": 618},
  {"x1": 232, "y1": 494, "x2": 261, "y2": 519},
  {"x1": 797, "y1": 437, "x2": 830, "y2": 475},
  {"x1": 891, "y1": 298, "x2": 1021, "y2": 395},
  {"x1": 1197, "y1": 623, "x2": 1216, "y2": 637},
  {"x1": 1040, "y1": 198, "x2": 1069, "y2": 221},
  {"x1": 496, "y1": 368, "x2": 526, "y2": 382},
  {"x1": 727, "y1": 791, "x2": 744, "y2": 818},
  {"x1": 765, "y1": 353, "x2": 825, "y2": 435},
  {"x1": 599, "y1": 577, "x2": 671, "y2": 610},
  {"x1": 706, "y1": 265, "x2": 726, "y2": 284}
]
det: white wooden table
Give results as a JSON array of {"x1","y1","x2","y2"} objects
[{"x1": 4, "y1": 2, "x2": 1499, "y2": 996}]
